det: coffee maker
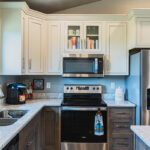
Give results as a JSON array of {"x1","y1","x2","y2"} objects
[{"x1": 6, "y1": 83, "x2": 26, "y2": 104}]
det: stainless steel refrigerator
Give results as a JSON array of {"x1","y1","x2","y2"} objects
[{"x1": 126, "y1": 49, "x2": 150, "y2": 125}]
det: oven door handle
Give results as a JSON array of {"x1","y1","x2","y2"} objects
[{"x1": 61, "y1": 107, "x2": 107, "y2": 111}]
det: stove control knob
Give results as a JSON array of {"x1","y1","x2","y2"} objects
[
  {"x1": 97, "y1": 87, "x2": 99, "y2": 90},
  {"x1": 93, "y1": 87, "x2": 95, "y2": 90},
  {"x1": 70, "y1": 87, "x2": 73, "y2": 90},
  {"x1": 66, "y1": 87, "x2": 69, "y2": 90}
]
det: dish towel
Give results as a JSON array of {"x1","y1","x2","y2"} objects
[{"x1": 94, "y1": 108, "x2": 104, "y2": 136}]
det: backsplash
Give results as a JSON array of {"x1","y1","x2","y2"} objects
[
  {"x1": 18, "y1": 75, "x2": 125, "y2": 94},
  {"x1": 0, "y1": 75, "x2": 126, "y2": 99}
]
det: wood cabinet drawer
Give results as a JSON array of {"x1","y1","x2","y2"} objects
[
  {"x1": 110, "y1": 120, "x2": 132, "y2": 134},
  {"x1": 110, "y1": 108, "x2": 133, "y2": 119},
  {"x1": 110, "y1": 134, "x2": 133, "y2": 150}
]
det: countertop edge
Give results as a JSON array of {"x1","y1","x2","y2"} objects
[
  {"x1": 131, "y1": 126, "x2": 150, "y2": 148},
  {"x1": 104, "y1": 100, "x2": 136, "y2": 107}
]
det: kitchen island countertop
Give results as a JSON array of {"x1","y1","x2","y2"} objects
[{"x1": 131, "y1": 125, "x2": 150, "y2": 148}]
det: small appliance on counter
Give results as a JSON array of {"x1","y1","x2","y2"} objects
[{"x1": 6, "y1": 83, "x2": 26, "y2": 104}]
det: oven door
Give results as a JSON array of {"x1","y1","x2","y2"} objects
[
  {"x1": 63, "y1": 54, "x2": 104, "y2": 77},
  {"x1": 61, "y1": 106, "x2": 107, "y2": 143}
]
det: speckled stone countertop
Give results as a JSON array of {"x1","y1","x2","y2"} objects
[
  {"x1": 104, "y1": 100, "x2": 136, "y2": 107},
  {"x1": 0, "y1": 98, "x2": 135, "y2": 149},
  {"x1": 0, "y1": 99, "x2": 62, "y2": 150},
  {"x1": 131, "y1": 126, "x2": 150, "y2": 148}
]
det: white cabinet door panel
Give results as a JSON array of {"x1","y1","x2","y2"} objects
[
  {"x1": 28, "y1": 17, "x2": 45, "y2": 74},
  {"x1": 47, "y1": 22, "x2": 62, "y2": 74},
  {"x1": 105, "y1": 22, "x2": 128, "y2": 75},
  {"x1": 137, "y1": 18, "x2": 150, "y2": 47}
]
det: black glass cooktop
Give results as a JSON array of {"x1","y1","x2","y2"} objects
[{"x1": 61, "y1": 93, "x2": 107, "y2": 107}]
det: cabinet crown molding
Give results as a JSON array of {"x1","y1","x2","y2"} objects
[
  {"x1": 0, "y1": 2, "x2": 26, "y2": 9},
  {"x1": 128, "y1": 9, "x2": 150, "y2": 20}
]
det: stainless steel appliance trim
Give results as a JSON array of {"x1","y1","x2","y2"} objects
[
  {"x1": 61, "y1": 106, "x2": 107, "y2": 111},
  {"x1": 141, "y1": 50, "x2": 150, "y2": 125},
  {"x1": 64, "y1": 85, "x2": 102, "y2": 93},
  {"x1": 61, "y1": 142, "x2": 108, "y2": 150},
  {"x1": 62, "y1": 74, "x2": 104, "y2": 78},
  {"x1": 63, "y1": 54, "x2": 104, "y2": 58}
]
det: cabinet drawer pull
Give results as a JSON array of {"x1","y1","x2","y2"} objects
[
  {"x1": 116, "y1": 113, "x2": 129, "y2": 115},
  {"x1": 29, "y1": 59, "x2": 32, "y2": 70},
  {"x1": 117, "y1": 143, "x2": 129, "y2": 147},
  {"x1": 116, "y1": 125, "x2": 129, "y2": 128}
]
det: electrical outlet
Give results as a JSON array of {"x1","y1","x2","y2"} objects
[
  {"x1": 46, "y1": 82, "x2": 51, "y2": 89},
  {"x1": 111, "y1": 82, "x2": 115, "y2": 90}
]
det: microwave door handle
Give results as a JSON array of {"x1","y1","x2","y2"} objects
[{"x1": 95, "y1": 58, "x2": 98, "y2": 73}]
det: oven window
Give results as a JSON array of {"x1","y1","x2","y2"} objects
[
  {"x1": 61, "y1": 110, "x2": 107, "y2": 143},
  {"x1": 63, "y1": 58, "x2": 95, "y2": 74}
]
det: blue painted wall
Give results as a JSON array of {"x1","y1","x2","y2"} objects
[{"x1": 18, "y1": 75, "x2": 126, "y2": 95}]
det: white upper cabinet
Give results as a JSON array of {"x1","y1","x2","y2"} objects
[
  {"x1": 0, "y1": 9, "x2": 1, "y2": 74},
  {"x1": 46, "y1": 22, "x2": 62, "y2": 75},
  {"x1": 27, "y1": 17, "x2": 46, "y2": 74},
  {"x1": 1, "y1": 8, "x2": 23, "y2": 75},
  {"x1": 105, "y1": 22, "x2": 128, "y2": 75},
  {"x1": 64, "y1": 22, "x2": 104, "y2": 54},
  {"x1": 128, "y1": 17, "x2": 150, "y2": 49}
]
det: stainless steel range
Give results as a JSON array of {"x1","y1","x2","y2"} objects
[{"x1": 61, "y1": 85, "x2": 108, "y2": 150}]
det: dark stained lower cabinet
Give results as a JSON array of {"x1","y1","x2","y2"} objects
[
  {"x1": 108, "y1": 107, "x2": 135, "y2": 150},
  {"x1": 18, "y1": 111, "x2": 42, "y2": 150},
  {"x1": 42, "y1": 107, "x2": 61, "y2": 150}
]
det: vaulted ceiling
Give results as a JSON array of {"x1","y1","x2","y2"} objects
[{"x1": 2, "y1": 0, "x2": 101, "y2": 13}]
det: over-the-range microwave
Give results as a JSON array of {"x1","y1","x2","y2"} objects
[{"x1": 62, "y1": 54, "x2": 104, "y2": 77}]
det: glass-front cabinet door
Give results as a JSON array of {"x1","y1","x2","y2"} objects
[
  {"x1": 65, "y1": 23, "x2": 83, "y2": 51},
  {"x1": 64, "y1": 22, "x2": 103, "y2": 53},
  {"x1": 84, "y1": 23, "x2": 102, "y2": 51}
]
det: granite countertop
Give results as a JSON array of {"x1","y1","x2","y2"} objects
[
  {"x1": 0, "y1": 99, "x2": 62, "y2": 150},
  {"x1": 0, "y1": 98, "x2": 135, "y2": 149},
  {"x1": 131, "y1": 126, "x2": 150, "y2": 148},
  {"x1": 104, "y1": 100, "x2": 136, "y2": 107}
]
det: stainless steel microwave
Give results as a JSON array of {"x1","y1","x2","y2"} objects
[{"x1": 63, "y1": 54, "x2": 104, "y2": 77}]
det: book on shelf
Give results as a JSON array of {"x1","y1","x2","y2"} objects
[
  {"x1": 68, "y1": 37, "x2": 80, "y2": 49},
  {"x1": 86, "y1": 38, "x2": 98, "y2": 49}
]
